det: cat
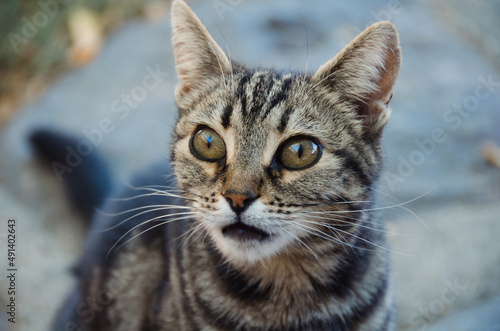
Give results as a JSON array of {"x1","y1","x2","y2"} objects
[{"x1": 31, "y1": 0, "x2": 401, "y2": 330}]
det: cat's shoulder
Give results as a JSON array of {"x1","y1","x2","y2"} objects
[{"x1": 54, "y1": 160, "x2": 174, "y2": 330}]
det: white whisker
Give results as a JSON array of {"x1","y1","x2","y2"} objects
[
  {"x1": 281, "y1": 227, "x2": 319, "y2": 259},
  {"x1": 94, "y1": 207, "x2": 198, "y2": 232},
  {"x1": 332, "y1": 226, "x2": 414, "y2": 257},
  {"x1": 105, "y1": 192, "x2": 177, "y2": 202},
  {"x1": 179, "y1": 222, "x2": 208, "y2": 253},
  {"x1": 106, "y1": 214, "x2": 195, "y2": 259},
  {"x1": 298, "y1": 214, "x2": 411, "y2": 237},
  {"x1": 287, "y1": 220, "x2": 352, "y2": 253},
  {"x1": 96, "y1": 204, "x2": 193, "y2": 217}
]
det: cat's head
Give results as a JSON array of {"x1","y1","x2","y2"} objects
[{"x1": 170, "y1": 0, "x2": 401, "y2": 265}]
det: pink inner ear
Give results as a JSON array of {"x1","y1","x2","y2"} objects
[
  {"x1": 371, "y1": 48, "x2": 399, "y2": 105},
  {"x1": 362, "y1": 45, "x2": 400, "y2": 125}
]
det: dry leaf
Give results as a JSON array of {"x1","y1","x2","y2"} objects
[
  {"x1": 67, "y1": 8, "x2": 103, "y2": 66},
  {"x1": 482, "y1": 141, "x2": 500, "y2": 168}
]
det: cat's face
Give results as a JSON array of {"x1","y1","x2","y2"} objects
[{"x1": 170, "y1": 0, "x2": 400, "y2": 265}]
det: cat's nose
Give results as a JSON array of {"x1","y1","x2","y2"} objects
[{"x1": 223, "y1": 193, "x2": 257, "y2": 214}]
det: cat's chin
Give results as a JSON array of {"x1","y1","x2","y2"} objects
[{"x1": 210, "y1": 226, "x2": 292, "y2": 265}]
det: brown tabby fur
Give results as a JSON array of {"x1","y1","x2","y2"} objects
[{"x1": 52, "y1": 1, "x2": 401, "y2": 330}]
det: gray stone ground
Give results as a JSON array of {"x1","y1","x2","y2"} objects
[{"x1": 0, "y1": 0, "x2": 499, "y2": 330}]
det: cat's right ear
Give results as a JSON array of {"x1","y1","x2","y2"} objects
[
  {"x1": 171, "y1": 0, "x2": 231, "y2": 110},
  {"x1": 311, "y1": 21, "x2": 401, "y2": 134}
]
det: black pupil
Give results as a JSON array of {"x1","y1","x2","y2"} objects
[{"x1": 297, "y1": 144, "x2": 303, "y2": 158}]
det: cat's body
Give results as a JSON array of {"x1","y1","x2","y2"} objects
[
  {"x1": 51, "y1": 160, "x2": 392, "y2": 331},
  {"x1": 37, "y1": 1, "x2": 401, "y2": 330}
]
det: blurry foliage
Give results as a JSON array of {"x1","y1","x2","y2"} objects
[{"x1": 0, "y1": 0, "x2": 170, "y2": 127}]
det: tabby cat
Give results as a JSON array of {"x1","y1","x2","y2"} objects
[{"x1": 37, "y1": 1, "x2": 402, "y2": 330}]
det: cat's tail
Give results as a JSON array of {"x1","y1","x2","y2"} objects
[{"x1": 29, "y1": 128, "x2": 115, "y2": 223}]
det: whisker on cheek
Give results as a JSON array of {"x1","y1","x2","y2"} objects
[
  {"x1": 106, "y1": 213, "x2": 199, "y2": 258},
  {"x1": 94, "y1": 206, "x2": 196, "y2": 232}
]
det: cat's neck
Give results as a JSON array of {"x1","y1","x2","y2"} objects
[
  {"x1": 189, "y1": 221, "x2": 373, "y2": 295},
  {"x1": 173, "y1": 217, "x2": 389, "y2": 328},
  {"x1": 236, "y1": 251, "x2": 341, "y2": 294}
]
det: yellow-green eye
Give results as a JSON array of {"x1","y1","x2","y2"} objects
[
  {"x1": 190, "y1": 127, "x2": 226, "y2": 162},
  {"x1": 279, "y1": 136, "x2": 321, "y2": 170}
]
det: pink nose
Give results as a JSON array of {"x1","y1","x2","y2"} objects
[
  {"x1": 224, "y1": 194, "x2": 249, "y2": 208},
  {"x1": 223, "y1": 193, "x2": 255, "y2": 214}
]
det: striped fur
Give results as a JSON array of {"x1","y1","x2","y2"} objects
[{"x1": 54, "y1": 1, "x2": 401, "y2": 330}]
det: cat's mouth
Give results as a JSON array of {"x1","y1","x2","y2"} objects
[{"x1": 221, "y1": 221, "x2": 270, "y2": 242}]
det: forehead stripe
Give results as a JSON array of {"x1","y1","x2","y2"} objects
[
  {"x1": 249, "y1": 74, "x2": 267, "y2": 117},
  {"x1": 277, "y1": 107, "x2": 293, "y2": 132},
  {"x1": 237, "y1": 74, "x2": 250, "y2": 117},
  {"x1": 221, "y1": 104, "x2": 233, "y2": 128},
  {"x1": 262, "y1": 77, "x2": 293, "y2": 120}
]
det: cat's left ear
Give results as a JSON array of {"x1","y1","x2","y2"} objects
[
  {"x1": 171, "y1": 0, "x2": 231, "y2": 108},
  {"x1": 311, "y1": 21, "x2": 401, "y2": 133}
]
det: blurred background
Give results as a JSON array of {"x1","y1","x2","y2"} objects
[{"x1": 0, "y1": 0, "x2": 499, "y2": 330}]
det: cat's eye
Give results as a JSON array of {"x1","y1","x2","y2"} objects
[
  {"x1": 278, "y1": 136, "x2": 321, "y2": 170},
  {"x1": 190, "y1": 127, "x2": 226, "y2": 162}
]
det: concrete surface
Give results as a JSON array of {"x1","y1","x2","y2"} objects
[{"x1": 0, "y1": 0, "x2": 499, "y2": 330}]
